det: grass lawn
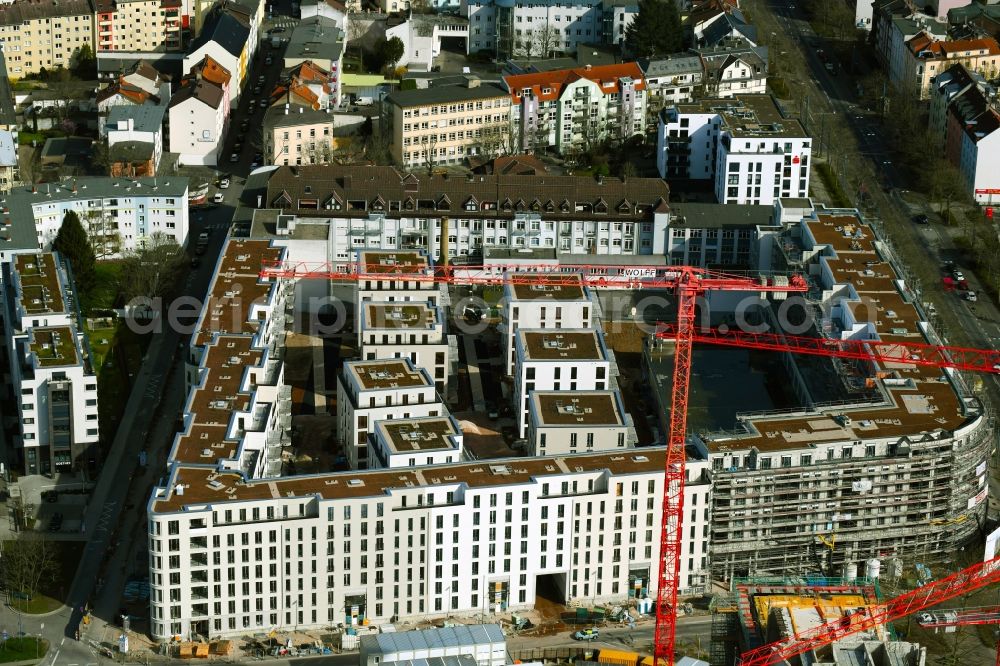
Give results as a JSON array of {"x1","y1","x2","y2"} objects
[
  {"x1": 80, "y1": 261, "x2": 122, "y2": 315},
  {"x1": 96, "y1": 323, "x2": 150, "y2": 442},
  {"x1": 0, "y1": 637, "x2": 48, "y2": 662},
  {"x1": 87, "y1": 326, "x2": 115, "y2": 378},
  {"x1": 3, "y1": 540, "x2": 84, "y2": 615}
]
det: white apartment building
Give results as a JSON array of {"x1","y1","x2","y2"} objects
[
  {"x1": 262, "y1": 104, "x2": 336, "y2": 166},
  {"x1": 369, "y1": 416, "x2": 465, "y2": 469},
  {"x1": 0, "y1": 0, "x2": 95, "y2": 77},
  {"x1": 463, "y1": 0, "x2": 604, "y2": 59},
  {"x1": 387, "y1": 78, "x2": 512, "y2": 168},
  {"x1": 148, "y1": 450, "x2": 713, "y2": 640},
  {"x1": 354, "y1": 249, "x2": 441, "y2": 327},
  {"x1": 696, "y1": 42, "x2": 768, "y2": 99},
  {"x1": 513, "y1": 328, "x2": 612, "y2": 437},
  {"x1": 359, "y1": 301, "x2": 449, "y2": 393},
  {"x1": 498, "y1": 277, "x2": 594, "y2": 376},
  {"x1": 258, "y1": 165, "x2": 671, "y2": 262},
  {"x1": 2, "y1": 253, "x2": 98, "y2": 475},
  {"x1": 505, "y1": 63, "x2": 647, "y2": 154},
  {"x1": 2, "y1": 177, "x2": 190, "y2": 258},
  {"x1": 336, "y1": 358, "x2": 445, "y2": 470},
  {"x1": 168, "y1": 79, "x2": 228, "y2": 167},
  {"x1": 640, "y1": 54, "x2": 704, "y2": 109},
  {"x1": 657, "y1": 95, "x2": 811, "y2": 206},
  {"x1": 526, "y1": 390, "x2": 633, "y2": 456}
]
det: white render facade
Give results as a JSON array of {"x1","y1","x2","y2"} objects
[
  {"x1": 3, "y1": 177, "x2": 190, "y2": 257},
  {"x1": 526, "y1": 390, "x2": 633, "y2": 456},
  {"x1": 369, "y1": 415, "x2": 465, "y2": 469},
  {"x1": 498, "y1": 279, "x2": 594, "y2": 376},
  {"x1": 656, "y1": 96, "x2": 812, "y2": 206},
  {"x1": 148, "y1": 451, "x2": 713, "y2": 640},
  {"x1": 2, "y1": 253, "x2": 98, "y2": 475},
  {"x1": 513, "y1": 328, "x2": 613, "y2": 437},
  {"x1": 359, "y1": 301, "x2": 449, "y2": 393},
  {"x1": 463, "y1": 0, "x2": 604, "y2": 58},
  {"x1": 336, "y1": 358, "x2": 445, "y2": 470}
]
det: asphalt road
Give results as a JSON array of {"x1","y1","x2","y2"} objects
[{"x1": 761, "y1": 0, "x2": 1000, "y2": 412}]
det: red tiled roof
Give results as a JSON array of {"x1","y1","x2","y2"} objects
[
  {"x1": 908, "y1": 32, "x2": 1000, "y2": 57},
  {"x1": 504, "y1": 62, "x2": 646, "y2": 105},
  {"x1": 96, "y1": 79, "x2": 154, "y2": 106},
  {"x1": 189, "y1": 54, "x2": 232, "y2": 87}
]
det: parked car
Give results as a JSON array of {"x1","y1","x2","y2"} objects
[
  {"x1": 265, "y1": 56, "x2": 273, "y2": 65},
  {"x1": 260, "y1": 99, "x2": 268, "y2": 108},
  {"x1": 219, "y1": 178, "x2": 230, "y2": 189},
  {"x1": 912, "y1": 214, "x2": 929, "y2": 225},
  {"x1": 42, "y1": 490, "x2": 58, "y2": 503},
  {"x1": 964, "y1": 290, "x2": 978, "y2": 302},
  {"x1": 270, "y1": 26, "x2": 285, "y2": 34},
  {"x1": 230, "y1": 152, "x2": 239, "y2": 162},
  {"x1": 213, "y1": 192, "x2": 225, "y2": 204},
  {"x1": 190, "y1": 257, "x2": 201, "y2": 268},
  {"x1": 253, "y1": 85, "x2": 262, "y2": 94},
  {"x1": 952, "y1": 269, "x2": 965, "y2": 281},
  {"x1": 573, "y1": 629, "x2": 599, "y2": 641}
]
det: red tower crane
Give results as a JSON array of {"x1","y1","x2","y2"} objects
[
  {"x1": 916, "y1": 606, "x2": 1000, "y2": 666},
  {"x1": 260, "y1": 259, "x2": 998, "y2": 665}
]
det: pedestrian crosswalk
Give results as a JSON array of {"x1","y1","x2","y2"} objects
[{"x1": 267, "y1": 19, "x2": 298, "y2": 30}]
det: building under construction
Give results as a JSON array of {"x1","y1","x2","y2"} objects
[
  {"x1": 649, "y1": 200, "x2": 995, "y2": 582},
  {"x1": 710, "y1": 577, "x2": 926, "y2": 665}
]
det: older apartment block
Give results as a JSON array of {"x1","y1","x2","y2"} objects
[
  {"x1": 95, "y1": 0, "x2": 186, "y2": 54},
  {"x1": 2, "y1": 177, "x2": 190, "y2": 258},
  {"x1": 255, "y1": 165, "x2": 671, "y2": 262},
  {"x1": 0, "y1": 0, "x2": 95, "y2": 77},
  {"x1": 506, "y1": 63, "x2": 647, "y2": 154},
  {"x1": 387, "y1": 78, "x2": 512, "y2": 169},
  {"x1": 2, "y1": 253, "x2": 98, "y2": 475}
]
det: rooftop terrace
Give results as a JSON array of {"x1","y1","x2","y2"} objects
[
  {"x1": 531, "y1": 391, "x2": 624, "y2": 426},
  {"x1": 363, "y1": 302, "x2": 438, "y2": 330},
  {"x1": 30, "y1": 326, "x2": 79, "y2": 367},
  {"x1": 377, "y1": 417, "x2": 459, "y2": 453},
  {"x1": 347, "y1": 359, "x2": 433, "y2": 391},
  {"x1": 519, "y1": 329, "x2": 605, "y2": 361},
  {"x1": 153, "y1": 448, "x2": 668, "y2": 513},
  {"x1": 14, "y1": 253, "x2": 66, "y2": 315},
  {"x1": 359, "y1": 250, "x2": 430, "y2": 275},
  {"x1": 509, "y1": 279, "x2": 586, "y2": 301}
]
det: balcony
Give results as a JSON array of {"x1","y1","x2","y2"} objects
[
  {"x1": 190, "y1": 536, "x2": 208, "y2": 549},
  {"x1": 191, "y1": 553, "x2": 208, "y2": 567}
]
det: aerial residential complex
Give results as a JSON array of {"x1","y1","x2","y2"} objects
[
  {"x1": 148, "y1": 235, "x2": 713, "y2": 640},
  {"x1": 149, "y1": 137, "x2": 992, "y2": 649},
  {"x1": 2, "y1": 253, "x2": 99, "y2": 475}
]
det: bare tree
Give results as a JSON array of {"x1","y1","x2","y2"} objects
[
  {"x1": 421, "y1": 132, "x2": 439, "y2": 173},
  {"x1": 119, "y1": 232, "x2": 187, "y2": 302},
  {"x1": 84, "y1": 209, "x2": 122, "y2": 260},
  {"x1": 532, "y1": 22, "x2": 561, "y2": 58},
  {"x1": 471, "y1": 121, "x2": 514, "y2": 160},
  {"x1": 0, "y1": 536, "x2": 58, "y2": 611}
]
